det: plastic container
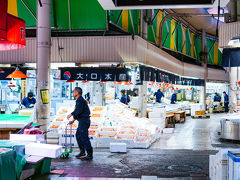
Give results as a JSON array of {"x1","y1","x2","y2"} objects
[{"x1": 228, "y1": 151, "x2": 240, "y2": 180}]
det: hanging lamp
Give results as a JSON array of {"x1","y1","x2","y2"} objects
[{"x1": 6, "y1": 67, "x2": 28, "y2": 79}]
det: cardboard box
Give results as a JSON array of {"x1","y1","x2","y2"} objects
[
  {"x1": 110, "y1": 143, "x2": 127, "y2": 153},
  {"x1": 25, "y1": 143, "x2": 62, "y2": 158}
]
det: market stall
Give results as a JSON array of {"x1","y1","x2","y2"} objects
[{"x1": 0, "y1": 114, "x2": 31, "y2": 139}]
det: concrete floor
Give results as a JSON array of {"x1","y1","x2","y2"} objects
[{"x1": 32, "y1": 113, "x2": 240, "y2": 180}]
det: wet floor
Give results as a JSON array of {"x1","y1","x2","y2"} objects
[{"x1": 32, "y1": 113, "x2": 240, "y2": 180}]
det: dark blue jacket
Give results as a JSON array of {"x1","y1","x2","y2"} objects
[
  {"x1": 224, "y1": 94, "x2": 229, "y2": 102},
  {"x1": 171, "y1": 94, "x2": 177, "y2": 104},
  {"x1": 22, "y1": 97, "x2": 36, "y2": 108},
  {"x1": 71, "y1": 96, "x2": 90, "y2": 122},
  {"x1": 121, "y1": 95, "x2": 130, "y2": 105},
  {"x1": 154, "y1": 91, "x2": 164, "y2": 103},
  {"x1": 214, "y1": 95, "x2": 221, "y2": 102}
]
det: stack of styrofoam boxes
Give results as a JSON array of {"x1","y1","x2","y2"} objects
[
  {"x1": 209, "y1": 149, "x2": 235, "y2": 180},
  {"x1": 47, "y1": 117, "x2": 64, "y2": 145},
  {"x1": 148, "y1": 107, "x2": 166, "y2": 133},
  {"x1": 228, "y1": 150, "x2": 240, "y2": 180},
  {"x1": 191, "y1": 104, "x2": 205, "y2": 116},
  {"x1": 97, "y1": 127, "x2": 118, "y2": 148}
]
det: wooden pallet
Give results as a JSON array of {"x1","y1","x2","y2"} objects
[{"x1": 191, "y1": 114, "x2": 210, "y2": 119}]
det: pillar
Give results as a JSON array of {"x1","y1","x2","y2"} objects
[
  {"x1": 230, "y1": 67, "x2": 238, "y2": 112},
  {"x1": 138, "y1": 10, "x2": 148, "y2": 117},
  {"x1": 36, "y1": 0, "x2": 51, "y2": 131},
  {"x1": 201, "y1": 30, "x2": 208, "y2": 110},
  {"x1": 140, "y1": 10, "x2": 148, "y2": 40}
]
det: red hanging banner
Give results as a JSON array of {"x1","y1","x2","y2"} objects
[
  {"x1": 0, "y1": 0, "x2": 26, "y2": 51},
  {"x1": 0, "y1": 0, "x2": 7, "y2": 40}
]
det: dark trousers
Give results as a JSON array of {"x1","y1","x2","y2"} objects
[
  {"x1": 76, "y1": 119, "x2": 92, "y2": 151},
  {"x1": 224, "y1": 102, "x2": 229, "y2": 113}
]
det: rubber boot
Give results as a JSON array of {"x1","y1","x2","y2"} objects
[
  {"x1": 80, "y1": 148, "x2": 93, "y2": 160},
  {"x1": 75, "y1": 147, "x2": 86, "y2": 158}
]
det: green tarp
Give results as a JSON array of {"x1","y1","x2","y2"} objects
[{"x1": 0, "y1": 150, "x2": 17, "y2": 180}]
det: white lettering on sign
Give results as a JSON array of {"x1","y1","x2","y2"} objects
[
  {"x1": 91, "y1": 73, "x2": 97, "y2": 80},
  {"x1": 105, "y1": 73, "x2": 112, "y2": 80},
  {"x1": 119, "y1": 74, "x2": 126, "y2": 81},
  {"x1": 77, "y1": 73, "x2": 84, "y2": 80}
]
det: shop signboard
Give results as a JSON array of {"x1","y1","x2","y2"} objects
[
  {"x1": 141, "y1": 65, "x2": 204, "y2": 86},
  {"x1": 21, "y1": 79, "x2": 27, "y2": 100},
  {"x1": 40, "y1": 89, "x2": 50, "y2": 104},
  {"x1": 60, "y1": 68, "x2": 130, "y2": 82}
]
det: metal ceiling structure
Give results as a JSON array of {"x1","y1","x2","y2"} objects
[
  {"x1": 6, "y1": 0, "x2": 227, "y2": 67},
  {"x1": 98, "y1": 0, "x2": 229, "y2": 10},
  {"x1": 172, "y1": 8, "x2": 222, "y2": 36}
]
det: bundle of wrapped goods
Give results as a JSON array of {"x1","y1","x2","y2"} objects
[{"x1": 191, "y1": 104, "x2": 205, "y2": 116}]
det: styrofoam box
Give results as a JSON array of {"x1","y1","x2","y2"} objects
[
  {"x1": 46, "y1": 138, "x2": 59, "y2": 144},
  {"x1": 10, "y1": 134, "x2": 45, "y2": 142},
  {"x1": 133, "y1": 141, "x2": 150, "y2": 149},
  {"x1": 96, "y1": 137, "x2": 117, "y2": 148},
  {"x1": 110, "y1": 143, "x2": 127, "y2": 153},
  {"x1": 116, "y1": 139, "x2": 134, "y2": 148},
  {"x1": 46, "y1": 132, "x2": 59, "y2": 139},
  {"x1": 163, "y1": 128, "x2": 174, "y2": 134},
  {"x1": 209, "y1": 155, "x2": 215, "y2": 180},
  {"x1": 149, "y1": 112, "x2": 161, "y2": 119},
  {"x1": 25, "y1": 143, "x2": 62, "y2": 158}
]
